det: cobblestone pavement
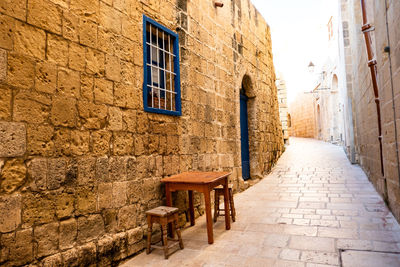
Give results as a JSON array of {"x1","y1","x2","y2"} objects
[{"x1": 121, "y1": 138, "x2": 400, "y2": 266}]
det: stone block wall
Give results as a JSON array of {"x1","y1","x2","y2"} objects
[
  {"x1": 276, "y1": 74, "x2": 289, "y2": 144},
  {"x1": 0, "y1": 0, "x2": 283, "y2": 265},
  {"x1": 342, "y1": 0, "x2": 400, "y2": 221},
  {"x1": 289, "y1": 93, "x2": 317, "y2": 139}
]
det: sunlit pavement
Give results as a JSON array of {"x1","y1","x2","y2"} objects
[{"x1": 120, "y1": 137, "x2": 400, "y2": 267}]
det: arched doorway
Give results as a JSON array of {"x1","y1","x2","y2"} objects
[
  {"x1": 317, "y1": 104, "x2": 322, "y2": 139},
  {"x1": 240, "y1": 76, "x2": 251, "y2": 180},
  {"x1": 331, "y1": 74, "x2": 339, "y2": 142}
]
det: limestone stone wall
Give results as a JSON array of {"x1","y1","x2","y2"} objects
[
  {"x1": 276, "y1": 74, "x2": 289, "y2": 144},
  {"x1": 289, "y1": 93, "x2": 317, "y2": 139},
  {"x1": 0, "y1": 0, "x2": 283, "y2": 265},
  {"x1": 342, "y1": 0, "x2": 400, "y2": 221}
]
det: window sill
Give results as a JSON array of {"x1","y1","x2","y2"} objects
[{"x1": 144, "y1": 106, "x2": 181, "y2": 116}]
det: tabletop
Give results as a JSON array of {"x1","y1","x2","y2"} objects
[{"x1": 161, "y1": 171, "x2": 231, "y2": 184}]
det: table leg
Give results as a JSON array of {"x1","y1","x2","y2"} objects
[
  {"x1": 223, "y1": 178, "x2": 231, "y2": 230},
  {"x1": 146, "y1": 215, "x2": 152, "y2": 254},
  {"x1": 203, "y1": 187, "x2": 214, "y2": 244},
  {"x1": 188, "y1": 190, "x2": 195, "y2": 226},
  {"x1": 165, "y1": 184, "x2": 172, "y2": 206},
  {"x1": 165, "y1": 184, "x2": 175, "y2": 238}
]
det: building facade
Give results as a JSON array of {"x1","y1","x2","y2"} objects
[
  {"x1": 339, "y1": 0, "x2": 400, "y2": 221},
  {"x1": 290, "y1": 13, "x2": 348, "y2": 147},
  {"x1": 276, "y1": 73, "x2": 289, "y2": 145},
  {"x1": 313, "y1": 14, "x2": 346, "y2": 146},
  {"x1": 0, "y1": 0, "x2": 284, "y2": 265},
  {"x1": 288, "y1": 92, "x2": 317, "y2": 138}
]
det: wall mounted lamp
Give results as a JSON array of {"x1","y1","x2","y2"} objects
[{"x1": 308, "y1": 61, "x2": 315, "y2": 73}]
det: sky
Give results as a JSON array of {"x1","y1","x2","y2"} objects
[{"x1": 251, "y1": 0, "x2": 338, "y2": 103}]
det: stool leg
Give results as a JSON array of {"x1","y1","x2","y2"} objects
[
  {"x1": 229, "y1": 188, "x2": 236, "y2": 222},
  {"x1": 170, "y1": 218, "x2": 176, "y2": 244},
  {"x1": 161, "y1": 219, "x2": 169, "y2": 259},
  {"x1": 213, "y1": 190, "x2": 219, "y2": 223},
  {"x1": 146, "y1": 216, "x2": 152, "y2": 254},
  {"x1": 160, "y1": 225, "x2": 164, "y2": 246},
  {"x1": 174, "y1": 214, "x2": 184, "y2": 249}
]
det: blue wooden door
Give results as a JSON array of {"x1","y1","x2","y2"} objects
[{"x1": 240, "y1": 92, "x2": 250, "y2": 180}]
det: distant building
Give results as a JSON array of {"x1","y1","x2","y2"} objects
[
  {"x1": 276, "y1": 74, "x2": 289, "y2": 144},
  {"x1": 288, "y1": 92, "x2": 317, "y2": 138},
  {"x1": 289, "y1": 14, "x2": 348, "y2": 148},
  {"x1": 315, "y1": 15, "x2": 346, "y2": 146}
]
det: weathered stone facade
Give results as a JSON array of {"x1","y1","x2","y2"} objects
[
  {"x1": 0, "y1": 0, "x2": 283, "y2": 265},
  {"x1": 288, "y1": 93, "x2": 317, "y2": 139},
  {"x1": 276, "y1": 73, "x2": 289, "y2": 144},
  {"x1": 340, "y1": 0, "x2": 400, "y2": 221}
]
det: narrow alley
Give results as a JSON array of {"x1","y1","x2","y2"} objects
[
  {"x1": 122, "y1": 138, "x2": 400, "y2": 266},
  {"x1": 1, "y1": 1, "x2": 400, "y2": 266}
]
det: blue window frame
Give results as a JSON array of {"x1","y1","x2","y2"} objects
[{"x1": 143, "y1": 15, "x2": 181, "y2": 116}]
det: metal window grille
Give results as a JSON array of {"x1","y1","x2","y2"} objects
[{"x1": 143, "y1": 16, "x2": 181, "y2": 116}]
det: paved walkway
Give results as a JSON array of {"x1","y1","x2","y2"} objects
[{"x1": 121, "y1": 138, "x2": 400, "y2": 266}]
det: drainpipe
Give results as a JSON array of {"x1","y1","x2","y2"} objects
[
  {"x1": 360, "y1": 0, "x2": 387, "y2": 199},
  {"x1": 384, "y1": 0, "x2": 400, "y2": 186}
]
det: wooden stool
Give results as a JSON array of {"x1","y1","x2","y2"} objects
[
  {"x1": 146, "y1": 206, "x2": 184, "y2": 259},
  {"x1": 213, "y1": 184, "x2": 236, "y2": 222}
]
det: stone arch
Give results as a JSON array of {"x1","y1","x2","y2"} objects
[
  {"x1": 331, "y1": 74, "x2": 338, "y2": 91},
  {"x1": 241, "y1": 74, "x2": 256, "y2": 98}
]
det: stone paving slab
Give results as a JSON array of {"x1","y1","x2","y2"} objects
[
  {"x1": 341, "y1": 250, "x2": 400, "y2": 267},
  {"x1": 120, "y1": 138, "x2": 400, "y2": 266}
]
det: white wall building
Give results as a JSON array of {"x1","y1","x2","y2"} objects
[{"x1": 310, "y1": 13, "x2": 349, "y2": 149}]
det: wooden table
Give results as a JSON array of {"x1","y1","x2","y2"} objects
[{"x1": 161, "y1": 171, "x2": 231, "y2": 244}]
